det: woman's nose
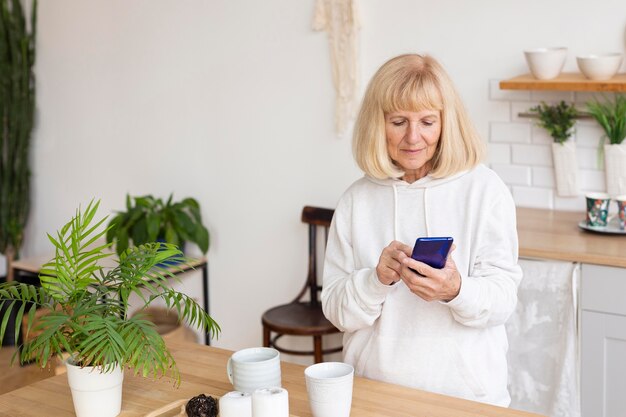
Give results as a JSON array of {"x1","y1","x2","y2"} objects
[{"x1": 405, "y1": 123, "x2": 422, "y2": 143}]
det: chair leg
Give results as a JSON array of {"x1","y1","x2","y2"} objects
[
  {"x1": 314, "y1": 335, "x2": 323, "y2": 363},
  {"x1": 263, "y1": 326, "x2": 271, "y2": 348}
]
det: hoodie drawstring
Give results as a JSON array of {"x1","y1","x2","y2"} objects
[
  {"x1": 423, "y1": 188, "x2": 429, "y2": 236},
  {"x1": 392, "y1": 183, "x2": 399, "y2": 241}
]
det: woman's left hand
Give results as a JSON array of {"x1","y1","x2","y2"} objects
[{"x1": 398, "y1": 246, "x2": 461, "y2": 302}]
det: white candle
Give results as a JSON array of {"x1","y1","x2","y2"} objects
[
  {"x1": 219, "y1": 391, "x2": 252, "y2": 417},
  {"x1": 252, "y1": 387, "x2": 289, "y2": 417}
]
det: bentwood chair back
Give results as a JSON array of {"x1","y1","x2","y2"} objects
[{"x1": 261, "y1": 206, "x2": 341, "y2": 363}]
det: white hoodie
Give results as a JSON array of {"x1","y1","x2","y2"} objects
[{"x1": 321, "y1": 164, "x2": 522, "y2": 407}]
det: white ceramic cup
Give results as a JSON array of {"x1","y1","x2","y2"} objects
[
  {"x1": 226, "y1": 347, "x2": 281, "y2": 393},
  {"x1": 304, "y1": 362, "x2": 354, "y2": 417}
]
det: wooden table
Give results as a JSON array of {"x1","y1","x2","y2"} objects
[
  {"x1": 516, "y1": 207, "x2": 626, "y2": 268},
  {"x1": 0, "y1": 341, "x2": 545, "y2": 417}
]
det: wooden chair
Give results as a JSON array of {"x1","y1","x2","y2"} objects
[{"x1": 261, "y1": 206, "x2": 342, "y2": 363}]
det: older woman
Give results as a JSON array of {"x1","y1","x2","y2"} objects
[{"x1": 321, "y1": 54, "x2": 522, "y2": 407}]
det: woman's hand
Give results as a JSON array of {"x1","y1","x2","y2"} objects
[
  {"x1": 376, "y1": 241, "x2": 413, "y2": 285},
  {"x1": 399, "y1": 245, "x2": 461, "y2": 302}
]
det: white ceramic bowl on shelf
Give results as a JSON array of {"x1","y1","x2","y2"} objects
[
  {"x1": 576, "y1": 53, "x2": 623, "y2": 80},
  {"x1": 524, "y1": 47, "x2": 567, "y2": 80}
]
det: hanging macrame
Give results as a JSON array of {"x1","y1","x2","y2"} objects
[{"x1": 313, "y1": 0, "x2": 360, "y2": 136}]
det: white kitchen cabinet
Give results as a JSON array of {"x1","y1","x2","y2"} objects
[{"x1": 581, "y1": 264, "x2": 626, "y2": 417}]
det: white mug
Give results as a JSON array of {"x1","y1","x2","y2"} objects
[
  {"x1": 305, "y1": 362, "x2": 354, "y2": 417},
  {"x1": 226, "y1": 347, "x2": 281, "y2": 393}
]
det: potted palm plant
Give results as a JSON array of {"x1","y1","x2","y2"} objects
[
  {"x1": 530, "y1": 101, "x2": 579, "y2": 197},
  {"x1": 586, "y1": 94, "x2": 626, "y2": 197},
  {"x1": 0, "y1": 200, "x2": 220, "y2": 417},
  {"x1": 106, "y1": 194, "x2": 209, "y2": 256}
]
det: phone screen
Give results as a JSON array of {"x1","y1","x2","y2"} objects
[{"x1": 410, "y1": 237, "x2": 453, "y2": 269}]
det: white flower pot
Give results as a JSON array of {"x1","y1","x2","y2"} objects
[
  {"x1": 66, "y1": 359, "x2": 124, "y2": 417},
  {"x1": 552, "y1": 142, "x2": 579, "y2": 197},
  {"x1": 604, "y1": 143, "x2": 626, "y2": 197}
]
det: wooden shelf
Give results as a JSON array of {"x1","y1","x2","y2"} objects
[{"x1": 500, "y1": 72, "x2": 626, "y2": 92}]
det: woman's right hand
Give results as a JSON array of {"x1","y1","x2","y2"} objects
[{"x1": 376, "y1": 241, "x2": 413, "y2": 285}]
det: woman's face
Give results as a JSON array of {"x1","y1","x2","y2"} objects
[{"x1": 385, "y1": 109, "x2": 442, "y2": 183}]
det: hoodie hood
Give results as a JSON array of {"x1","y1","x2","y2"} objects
[
  {"x1": 365, "y1": 170, "x2": 471, "y2": 240},
  {"x1": 365, "y1": 169, "x2": 470, "y2": 189}
]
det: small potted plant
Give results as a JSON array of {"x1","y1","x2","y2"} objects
[
  {"x1": 530, "y1": 101, "x2": 580, "y2": 197},
  {"x1": 106, "y1": 194, "x2": 210, "y2": 256},
  {"x1": 0, "y1": 200, "x2": 220, "y2": 417},
  {"x1": 586, "y1": 94, "x2": 626, "y2": 197}
]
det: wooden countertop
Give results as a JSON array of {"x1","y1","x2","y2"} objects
[
  {"x1": 0, "y1": 341, "x2": 544, "y2": 417},
  {"x1": 517, "y1": 207, "x2": 626, "y2": 268}
]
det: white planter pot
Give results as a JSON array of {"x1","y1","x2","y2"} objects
[
  {"x1": 66, "y1": 359, "x2": 124, "y2": 417},
  {"x1": 604, "y1": 143, "x2": 626, "y2": 197},
  {"x1": 552, "y1": 142, "x2": 579, "y2": 197}
]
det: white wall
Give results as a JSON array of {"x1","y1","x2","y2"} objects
[{"x1": 4, "y1": 0, "x2": 626, "y2": 358}]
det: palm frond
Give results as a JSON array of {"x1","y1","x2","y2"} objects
[
  {"x1": 147, "y1": 290, "x2": 220, "y2": 338},
  {"x1": 119, "y1": 317, "x2": 179, "y2": 384}
]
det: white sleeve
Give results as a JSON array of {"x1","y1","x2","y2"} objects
[
  {"x1": 445, "y1": 192, "x2": 523, "y2": 328},
  {"x1": 321, "y1": 198, "x2": 392, "y2": 333}
]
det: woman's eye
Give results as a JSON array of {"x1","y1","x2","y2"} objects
[
  {"x1": 422, "y1": 120, "x2": 434, "y2": 127},
  {"x1": 392, "y1": 120, "x2": 406, "y2": 126}
]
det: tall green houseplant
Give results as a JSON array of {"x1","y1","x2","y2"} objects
[{"x1": 0, "y1": 0, "x2": 37, "y2": 281}]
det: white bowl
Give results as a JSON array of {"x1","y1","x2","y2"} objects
[
  {"x1": 524, "y1": 47, "x2": 567, "y2": 80},
  {"x1": 576, "y1": 53, "x2": 623, "y2": 80}
]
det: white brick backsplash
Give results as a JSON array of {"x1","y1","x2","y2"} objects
[
  {"x1": 512, "y1": 144, "x2": 552, "y2": 166},
  {"x1": 574, "y1": 92, "x2": 604, "y2": 106},
  {"x1": 530, "y1": 91, "x2": 574, "y2": 103},
  {"x1": 532, "y1": 166, "x2": 555, "y2": 187},
  {"x1": 488, "y1": 82, "x2": 608, "y2": 208},
  {"x1": 492, "y1": 164, "x2": 531, "y2": 186},
  {"x1": 485, "y1": 101, "x2": 511, "y2": 122},
  {"x1": 531, "y1": 125, "x2": 553, "y2": 145},
  {"x1": 511, "y1": 101, "x2": 538, "y2": 122},
  {"x1": 554, "y1": 195, "x2": 586, "y2": 212},
  {"x1": 512, "y1": 186, "x2": 554, "y2": 209},
  {"x1": 489, "y1": 79, "x2": 531, "y2": 101},
  {"x1": 575, "y1": 124, "x2": 604, "y2": 148},
  {"x1": 576, "y1": 147, "x2": 602, "y2": 169},
  {"x1": 491, "y1": 122, "x2": 531, "y2": 143},
  {"x1": 579, "y1": 168, "x2": 605, "y2": 191},
  {"x1": 487, "y1": 143, "x2": 511, "y2": 164}
]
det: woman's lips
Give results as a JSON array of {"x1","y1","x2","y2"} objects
[{"x1": 401, "y1": 148, "x2": 424, "y2": 154}]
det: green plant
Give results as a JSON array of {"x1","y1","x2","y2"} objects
[
  {"x1": 0, "y1": 200, "x2": 220, "y2": 384},
  {"x1": 0, "y1": 0, "x2": 37, "y2": 281},
  {"x1": 106, "y1": 194, "x2": 210, "y2": 256},
  {"x1": 586, "y1": 94, "x2": 626, "y2": 145},
  {"x1": 529, "y1": 101, "x2": 578, "y2": 144}
]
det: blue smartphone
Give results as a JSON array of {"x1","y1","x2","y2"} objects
[{"x1": 410, "y1": 237, "x2": 454, "y2": 269}]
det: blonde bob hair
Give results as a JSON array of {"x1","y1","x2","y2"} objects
[{"x1": 353, "y1": 54, "x2": 484, "y2": 179}]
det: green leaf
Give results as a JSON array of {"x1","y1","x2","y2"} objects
[
  {"x1": 529, "y1": 101, "x2": 578, "y2": 143},
  {"x1": 586, "y1": 94, "x2": 626, "y2": 145},
  {"x1": 195, "y1": 227, "x2": 210, "y2": 254}
]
